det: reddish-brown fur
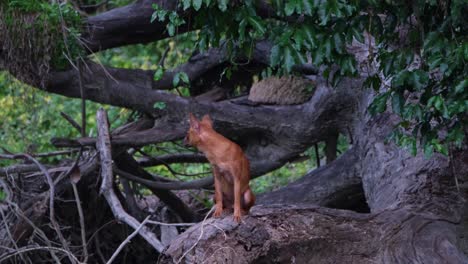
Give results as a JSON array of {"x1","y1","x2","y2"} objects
[{"x1": 185, "y1": 113, "x2": 255, "y2": 222}]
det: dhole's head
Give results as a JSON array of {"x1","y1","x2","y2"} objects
[{"x1": 184, "y1": 113, "x2": 213, "y2": 147}]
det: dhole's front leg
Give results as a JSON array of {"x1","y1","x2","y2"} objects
[
  {"x1": 233, "y1": 177, "x2": 242, "y2": 222},
  {"x1": 212, "y1": 166, "x2": 224, "y2": 218}
]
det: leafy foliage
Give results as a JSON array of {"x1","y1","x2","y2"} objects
[
  {"x1": 367, "y1": 0, "x2": 467, "y2": 156},
  {"x1": 152, "y1": 0, "x2": 466, "y2": 155}
]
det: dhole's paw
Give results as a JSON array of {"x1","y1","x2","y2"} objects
[
  {"x1": 214, "y1": 207, "x2": 223, "y2": 218},
  {"x1": 233, "y1": 212, "x2": 242, "y2": 223}
]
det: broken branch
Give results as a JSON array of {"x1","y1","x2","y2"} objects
[{"x1": 96, "y1": 108, "x2": 164, "y2": 252}]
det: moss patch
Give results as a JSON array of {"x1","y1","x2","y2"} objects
[{"x1": 0, "y1": 0, "x2": 83, "y2": 88}]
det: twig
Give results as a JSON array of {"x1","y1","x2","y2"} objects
[
  {"x1": 176, "y1": 207, "x2": 214, "y2": 263},
  {"x1": 0, "y1": 153, "x2": 76, "y2": 263},
  {"x1": 137, "y1": 153, "x2": 207, "y2": 167},
  {"x1": 78, "y1": 60, "x2": 87, "y2": 137},
  {"x1": 34, "y1": 149, "x2": 80, "y2": 158},
  {"x1": 72, "y1": 181, "x2": 88, "y2": 263},
  {"x1": 0, "y1": 164, "x2": 43, "y2": 176},
  {"x1": 159, "y1": 46, "x2": 170, "y2": 68},
  {"x1": 96, "y1": 108, "x2": 164, "y2": 252},
  {"x1": 61, "y1": 112, "x2": 82, "y2": 133},
  {"x1": 95, "y1": 235, "x2": 107, "y2": 264},
  {"x1": 136, "y1": 150, "x2": 209, "y2": 177},
  {"x1": 86, "y1": 219, "x2": 116, "y2": 245},
  {"x1": 0, "y1": 246, "x2": 82, "y2": 263},
  {"x1": 0, "y1": 195, "x2": 29, "y2": 263},
  {"x1": 314, "y1": 143, "x2": 320, "y2": 168},
  {"x1": 146, "y1": 220, "x2": 196, "y2": 227},
  {"x1": 0, "y1": 178, "x2": 12, "y2": 203},
  {"x1": 6, "y1": 201, "x2": 62, "y2": 264},
  {"x1": 120, "y1": 178, "x2": 142, "y2": 219},
  {"x1": 106, "y1": 215, "x2": 151, "y2": 264},
  {"x1": 115, "y1": 167, "x2": 213, "y2": 190}
]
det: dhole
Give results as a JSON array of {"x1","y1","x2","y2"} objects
[{"x1": 184, "y1": 113, "x2": 255, "y2": 222}]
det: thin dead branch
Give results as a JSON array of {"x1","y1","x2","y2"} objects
[
  {"x1": 137, "y1": 153, "x2": 207, "y2": 167},
  {"x1": 176, "y1": 207, "x2": 214, "y2": 264},
  {"x1": 72, "y1": 180, "x2": 88, "y2": 263},
  {"x1": 114, "y1": 167, "x2": 213, "y2": 190},
  {"x1": 96, "y1": 108, "x2": 164, "y2": 252},
  {"x1": 0, "y1": 246, "x2": 82, "y2": 263},
  {"x1": 0, "y1": 153, "x2": 77, "y2": 263},
  {"x1": 105, "y1": 215, "x2": 151, "y2": 264},
  {"x1": 0, "y1": 164, "x2": 43, "y2": 176},
  {"x1": 60, "y1": 111, "x2": 82, "y2": 133}
]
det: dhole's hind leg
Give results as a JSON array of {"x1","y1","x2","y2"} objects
[{"x1": 241, "y1": 188, "x2": 255, "y2": 215}]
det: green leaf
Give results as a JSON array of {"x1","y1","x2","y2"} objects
[
  {"x1": 153, "y1": 102, "x2": 167, "y2": 110},
  {"x1": 333, "y1": 33, "x2": 344, "y2": 53},
  {"x1": 167, "y1": 23, "x2": 175, "y2": 36},
  {"x1": 247, "y1": 17, "x2": 266, "y2": 36},
  {"x1": 270, "y1": 45, "x2": 281, "y2": 66},
  {"x1": 153, "y1": 67, "x2": 164, "y2": 81},
  {"x1": 424, "y1": 142, "x2": 434, "y2": 158},
  {"x1": 312, "y1": 47, "x2": 324, "y2": 65},
  {"x1": 284, "y1": 46, "x2": 294, "y2": 72},
  {"x1": 392, "y1": 71, "x2": 408, "y2": 89},
  {"x1": 272, "y1": 0, "x2": 284, "y2": 16},
  {"x1": 284, "y1": 1, "x2": 296, "y2": 16},
  {"x1": 157, "y1": 10, "x2": 168, "y2": 22},
  {"x1": 369, "y1": 92, "x2": 390, "y2": 114},
  {"x1": 364, "y1": 75, "x2": 381, "y2": 91},
  {"x1": 173, "y1": 73, "x2": 180, "y2": 87},
  {"x1": 434, "y1": 96, "x2": 444, "y2": 112},
  {"x1": 179, "y1": 72, "x2": 190, "y2": 84},
  {"x1": 0, "y1": 190, "x2": 5, "y2": 202},
  {"x1": 302, "y1": 0, "x2": 313, "y2": 15},
  {"x1": 454, "y1": 79, "x2": 467, "y2": 94},
  {"x1": 303, "y1": 26, "x2": 316, "y2": 48},
  {"x1": 391, "y1": 92, "x2": 405, "y2": 115},
  {"x1": 193, "y1": 0, "x2": 202, "y2": 10},
  {"x1": 182, "y1": 0, "x2": 191, "y2": 10},
  {"x1": 350, "y1": 27, "x2": 364, "y2": 43},
  {"x1": 324, "y1": 37, "x2": 332, "y2": 59},
  {"x1": 218, "y1": 0, "x2": 228, "y2": 11},
  {"x1": 433, "y1": 142, "x2": 448, "y2": 156},
  {"x1": 411, "y1": 70, "x2": 429, "y2": 91},
  {"x1": 151, "y1": 12, "x2": 158, "y2": 23}
]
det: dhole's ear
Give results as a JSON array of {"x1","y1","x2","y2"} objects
[
  {"x1": 201, "y1": 115, "x2": 213, "y2": 127},
  {"x1": 189, "y1": 113, "x2": 200, "y2": 132}
]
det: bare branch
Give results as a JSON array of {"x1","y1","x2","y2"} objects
[
  {"x1": 114, "y1": 167, "x2": 213, "y2": 190},
  {"x1": 0, "y1": 153, "x2": 76, "y2": 262},
  {"x1": 0, "y1": 246, "x2": 81, "y2": 264},
  {"x1": 106, "y1": 216, "x2": 151, "y2": 264},
  {"x1": 60, "y1": 112, "x2": 82, "y2": 133},
  {"x1": 113, "y1": 152, "x2": 199, "y2": 222},
  {"x1": 96, "y1": 108, "x2": 164, "y2": 252},
  {"x1": 0, "y1": 164, "x2": 44, "y2": 176},
  {"x1": 137, "y1": 153, "x2": 207, "y2": 167},
  {"x1": 72, "y1": 182, "x2": 88, "y2": 263}
]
